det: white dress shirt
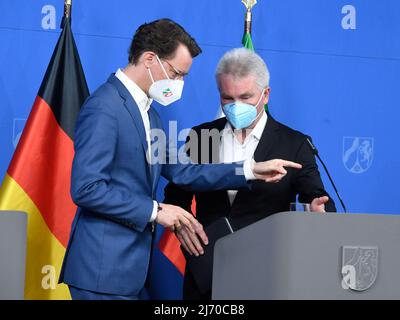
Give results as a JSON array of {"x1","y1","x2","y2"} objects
[
  {"x1": 220, "y1": 111, "x2": 268, "y2": 205},
  {"x1": 115, "y1": 68, "x2": 158, "y2": 222}
]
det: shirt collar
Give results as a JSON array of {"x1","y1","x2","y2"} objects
[{"x1": 115, "y1": 68, "x2": 152, "y2": 113}]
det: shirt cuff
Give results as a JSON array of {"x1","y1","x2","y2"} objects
[
  {"x1": 149, "y1": 201, "x2": 158, "y2": 222},
  {"x1": 243, "y1": 158, "x2": 256, "y2": 181}
]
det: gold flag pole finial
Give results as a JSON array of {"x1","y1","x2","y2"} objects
[
  {"x1": 242, "y1": 0, "x2": 257, "y2": 34},
  {"x1": 64, "y1": 0, "x2": 72, "y2": 18}
]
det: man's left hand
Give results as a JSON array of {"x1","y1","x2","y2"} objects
[
  {"x1": 175, "y1": 223, "x2": 208, "y2": 257},
  {"x1": 310, "y1": 196, "x2": 329, "y2": 212}
]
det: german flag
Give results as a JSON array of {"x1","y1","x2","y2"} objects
[{"x1": 0, "y1": 14, "x2": 89, "y2": 299}]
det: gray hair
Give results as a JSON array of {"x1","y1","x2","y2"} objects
[{"x1": 215, "y1": 48, "x2": 270, "y2": 90}]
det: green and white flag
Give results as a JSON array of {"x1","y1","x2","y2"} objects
[
  {"x1": 242, "y1": 0, "x2": 268, "y2": 111},
  {"x1": 242, "y1": 0, "x2": 256, "y2": 50}
]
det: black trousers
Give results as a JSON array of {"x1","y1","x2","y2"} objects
[{"x1": 183, "y1": 269, "x2": 212, "y2": 300}]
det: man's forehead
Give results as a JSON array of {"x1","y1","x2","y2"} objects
[
  {"x1": 219, "y1": 74, "x2": 257, "y2": 92},
  {"x1": 221, "y1": 73, "x2": 256, "y2": 84}
]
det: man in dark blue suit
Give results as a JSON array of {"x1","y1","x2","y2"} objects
[{"x1": 59, "y1": 19, "x2": 301, "y2": 300}]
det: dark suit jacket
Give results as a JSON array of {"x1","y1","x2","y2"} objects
[{"x1": 164, "y1": 114, "x2": 336, "y2": 299}]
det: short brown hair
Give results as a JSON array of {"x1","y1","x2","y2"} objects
[{"x1": 128, "y1": 19, "x2": 202, "y2": 65}]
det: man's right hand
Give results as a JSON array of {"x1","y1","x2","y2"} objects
[
  {"x1": 252, "y1": 159, "x2": 302, "y2": 183},
  {"x1": 156, "y1": 203, "x2": 209, "y2": 256}
]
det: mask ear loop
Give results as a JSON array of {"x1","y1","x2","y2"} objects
[
  {"x1": 147, "y1": 54, "x2": 171, "y2": 84},
  {"x1": 255, "y1": 88, "x2": 266, "y2": 107},
  {"x1": 147, "y1": 67, "x2": 155, "y2": 83},
  {"x1": 251, "y1": 89, "x2": 267, "y2": 124},
  {"x1": 155, "y1": 55, "x2": 171, "y2": 80}
]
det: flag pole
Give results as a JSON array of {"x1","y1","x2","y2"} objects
[
  {"x1": 64, "y1": 0, "x2": 72, "y2": 18},
  {"x1": 241, "y1": 1, "x2": 268, "y2": 111},
  {"x1": 242, "y1": 0, "x2": 257, "y2": 35},
  {"x1": 241, "y1": 0, "x2": 257, "y2": 50},
  {"x1": 62, "y1": 0, "x2": 72, "y2": 28},
  {"x1": 244, "y1": 5, "x2": 253, "y2": 35}
]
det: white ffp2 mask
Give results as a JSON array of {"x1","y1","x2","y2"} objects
[{"x1": 148, "y1": 56, "x2": 184, "y2": 106}]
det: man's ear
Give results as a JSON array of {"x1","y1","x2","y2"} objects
[
  {"x1": 263, "y1": 87, "x2": 271, "y2": 105},
  {"x1": 141, "y1": 51, "x2": 157, "y2": 69}
]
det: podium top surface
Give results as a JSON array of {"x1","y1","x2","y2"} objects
[{"x1": 213, "y1": 211, "x2": 400, "y2": 299}]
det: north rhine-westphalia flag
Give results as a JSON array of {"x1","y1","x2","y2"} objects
[{"x1": 0, "y1": 16, "x2": 89, "y2": 299}]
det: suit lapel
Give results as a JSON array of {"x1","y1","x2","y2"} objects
[
  {"x1": 206, "y1": 118, "x2": 231, "y2": 207},
  {"x1": 107, "y1": 75, "x2": 148, "y2": 154},
  {"x1": 107, "y1": 75, "x2": 154, "y2": 192},
  {"x1": 208, "y1": 117, "x2": 227, "y2": 164},
  {"x1": 253, "y1": 114, "x2": 280, "y2": 162},
  {"x1": 148, "y1": 107, "x2": 162, "y2": 194}
]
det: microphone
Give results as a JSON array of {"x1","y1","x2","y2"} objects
[{"x1": 305, "y1": 136, "x2": 347, "y2": 213}]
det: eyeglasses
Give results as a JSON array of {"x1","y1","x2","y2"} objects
[{"x1": 162, "y1": 60, "x2": 188, "y2": 80}]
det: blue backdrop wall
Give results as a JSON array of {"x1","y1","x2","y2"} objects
[{"x1": 1, "y1": 0, "x2": 399, "y2": 299}]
